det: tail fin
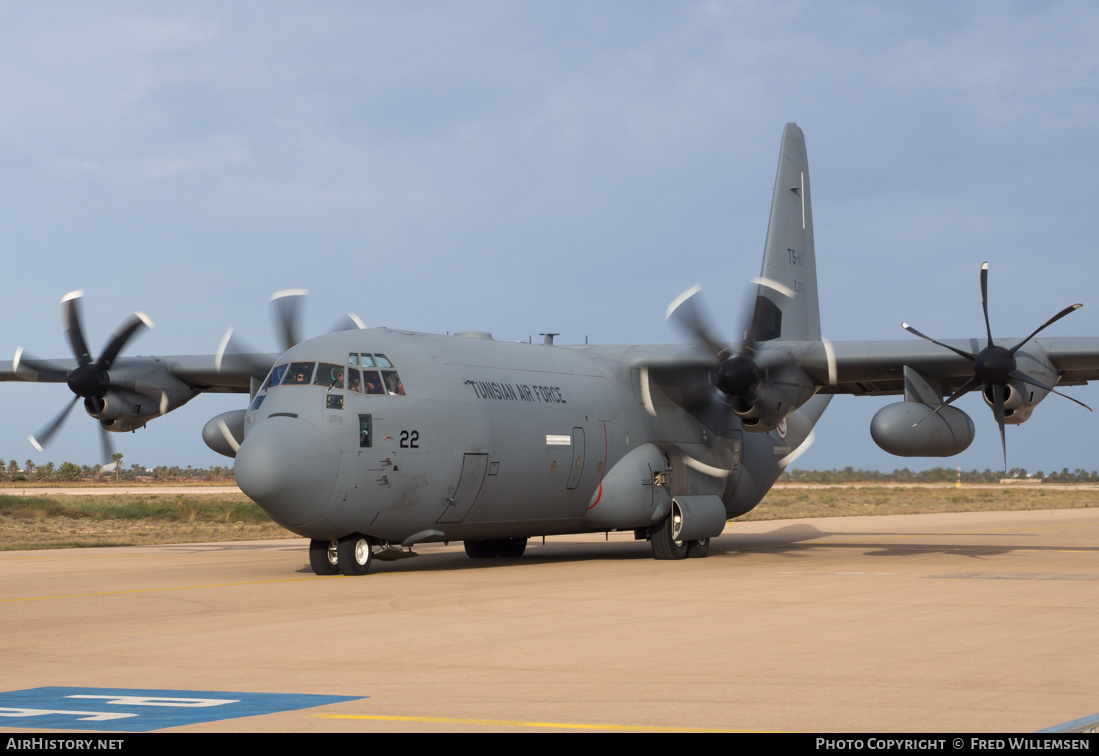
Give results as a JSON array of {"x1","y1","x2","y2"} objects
[{"x1": 752, "y1": 123, "x2": 820, "y2": 343}]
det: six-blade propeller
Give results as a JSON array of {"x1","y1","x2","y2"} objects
[
  {"x1": 901, "y1": 262, "x2": 1091, "y2": 468},
  {"x1": 14, "y1": 291, "x2": 153, "y2": 463}
]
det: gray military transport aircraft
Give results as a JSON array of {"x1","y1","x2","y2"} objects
[{"x1": 4, "y1": 123, "x2": 1099, "y2": 576}]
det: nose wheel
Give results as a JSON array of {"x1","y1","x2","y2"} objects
[
  {"x1": 309, "y1": 536, "x2": 374, "y2": 576},
  {"x1": 337, "y1": 534, "x2": 373, "y2": 576},
  {"x1": 309, "y1": 539, "x2": 339, "y2": 575}
]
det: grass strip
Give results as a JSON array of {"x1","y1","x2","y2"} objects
[{"x1": 1, "y1": 485, "x2": 1096, "y2": 550}]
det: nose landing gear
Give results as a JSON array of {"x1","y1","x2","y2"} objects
[
  {"x1": 309, "y1": 539, "x2": 339, "y2": 575},
  {"x1": 338, "y1": 534, "x2": 373, "y2": 576},
  {"x1": 308, "y1": 535, "x2": 371, "y2": 576}
]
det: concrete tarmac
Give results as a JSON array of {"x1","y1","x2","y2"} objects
[{"x1": 2, "y1": 508, "x2": 1098, "y2": 733}]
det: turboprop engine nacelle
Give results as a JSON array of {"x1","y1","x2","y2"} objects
[
  {"x1": 85, "y1": 390, "x2": 161, "y2": 432},
  {"x1": 870, "y1": 401, "x2": 975, "y2": 457},
  {"x1": 980, "y1": 350, "x2": 1057, "y2": 426},
  {"x1": 731, "y1": 362, "x2": 815, "y2": 433}
]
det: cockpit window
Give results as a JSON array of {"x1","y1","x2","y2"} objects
[
  {"x1": 382, "y1": 369, "x2": 405, "y2": 395},
  {"x1": 362, "y1": 369, "x2": 385, "y2": 395},
  {"x1": 262, "y1": 363, "x2": 288, "y2": 391},
  {"x1": 334, "y1": 355, "x2": 407, "y2": 396},
  {"x1": 282, "y1": 361, "x2": 315, "y2": 385},
  {"x1": 314, "y1": 362, "x2": 345, "y2": 389}
]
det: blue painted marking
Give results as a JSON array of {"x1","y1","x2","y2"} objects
[{"x1": 0, "y1": 687, "x2": 363, "y2": 732}]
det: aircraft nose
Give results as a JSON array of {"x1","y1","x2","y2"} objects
[{"x1": 234, "y1": 417, "x2": 340, "y2": 529}]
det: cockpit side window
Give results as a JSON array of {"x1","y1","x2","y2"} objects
[
  {"x1": 375, "y1": 353, "x2": 394, "y2": 368},
  {"x1": 382, "y1": 370, "x2": 405, "y2": 395},
  {"x1": 314, "y1": 362, "x2": 345, "y2": 389},
  {"x1": 282, "y1": 361, "x2": 315, "y2": 385},
  {"x1": 262, "y1": 363, "x2": 288, "y2": 391},
  {"x1": 347, "y1": 369, "x2": 362, "y2": 393}
]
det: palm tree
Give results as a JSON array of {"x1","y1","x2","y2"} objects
[{"x1": 57, "y1": 462, "x2": 82, "y2": 481}]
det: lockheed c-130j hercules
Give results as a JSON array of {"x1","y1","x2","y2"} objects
[{"x1": 5, "y1": 123, "x2": 1098, "y2": 576}]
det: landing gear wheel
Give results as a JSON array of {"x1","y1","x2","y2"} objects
[
  {"x1": 309, "y1": 539, "x2": 340, "y2": 575},
  {"x1": 464, "y1": 538, "x2": 528, "y2": 558},
  {"x1": 650, "y1": 512, "x2": 688, "y2": 560},
  {"x1": 687, "y1": 538, "x2": 710, "y2": 558},
  {"x1": 338, "y1": 534, "x2": 372, "y2": 576},
  {"x1": 464, "y1": 540, "x2": 496, "y2": 558},
  {"x1": 496, "y1": 538, "x2": 527, "y2": 557}
]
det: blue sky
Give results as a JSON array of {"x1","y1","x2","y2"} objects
[{"x1": 2, "y1": 1, "x2": 1098, "y2": 474}]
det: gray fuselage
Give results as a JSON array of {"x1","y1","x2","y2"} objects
[{"x1": 233, "y1": 327, "x2": 797, "y2": 546}]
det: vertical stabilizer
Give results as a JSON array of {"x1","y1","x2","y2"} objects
[{"x1": 753, "y1": 123, "x2": 820, "y2": 343}]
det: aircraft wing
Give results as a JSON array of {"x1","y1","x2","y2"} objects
[
  {"x1": 627, "y1": 336, "x2": 1099, "y2": 397},
  {"x1": 0, "y1": 353, "x2": 278, "y2": 392},
  {"x1": 628, "y1": 333, "x2": 1099, "y2": 462},
  {"x1": 806, "y1": 337, "x2": 1099, "y2": 395},
  {"x1": 163, "y1": 353, "x2": 280, "y2": 392},
  {"x1": 0, "y1": 349, "x2": 278, "y2": 457}
]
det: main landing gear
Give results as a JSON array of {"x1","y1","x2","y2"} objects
[
  {"x1": 649, "y1": 512, "x2": 710, "y2": 560},
  {"x1": 463, "y1": 538, "x2": 528, "y2": 559}
]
